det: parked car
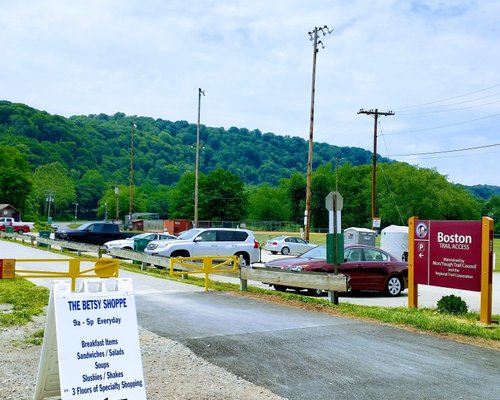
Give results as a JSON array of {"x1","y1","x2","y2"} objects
[
  {"x1": 144, "y1": 228, "x2": 260, "y2": 267},
  {"x1": 264, "y1": 235, "x2": 316, "y2": 255},
  {"x1": 0, "y1": 222, "x2": 31, "y2": 234},
  {"x1": 265, "y1": 244, "x2": 408, "y2": 296},
  {"x1": 0, "y1": 217, "x2": 35, "y2": 231},
  {"x1": 54, "y1": 222, "x2": 135, "y2": 246},
  {"x1": 104, "y1": 232, "x2": 177, "y2": 250}
]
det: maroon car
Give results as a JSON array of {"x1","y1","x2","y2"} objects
[{"x1": 265, "y1": 244, "x2": 408, "y2": 296}]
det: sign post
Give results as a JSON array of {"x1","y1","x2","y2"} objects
[
  {"x1": 408, "y1": 218, "x2": 418, "y2": 308},
  {"x1": 480, "y1": 217, "x2": 494, "y2": 324},
  {"x1": 325, "y1": 192, "x2": 344, "y2": 304},
  {"x1": 408, "y1": 217, "x2": 493, "y2": 324}
]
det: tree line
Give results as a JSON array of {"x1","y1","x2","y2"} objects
[{"x1": 1, "y1": 100, "x2": 499, "y2": 232}]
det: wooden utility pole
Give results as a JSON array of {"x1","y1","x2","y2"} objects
[
  {"x1": 129, "y1": 122, "x2": 136, "y2": 228},
  {"x1": 334, "y1": 156, "x2": 342, "y2": 192},
  {"x1": 357, "y1": 108, "x2": 394, "y2": 228},
  {"x1": 305, "y1": 25, "x2": 332, "y2": 241},
  {"x1": 115, "y1": 186, "x2": 119, "y2": 222},
  {"x1": 194, "y1": 88, "x2": 205, "y2": 228}
]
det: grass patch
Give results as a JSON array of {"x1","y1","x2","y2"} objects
[
  {"x1": 26, "y1": 329, "x2": 45, "y2": 345},
  {"x1": 0, "y1": 279, "x2": 49, "y2": 326},
  {"x1": 335, "y1": 303, "x2": 499, "y2": 340}
]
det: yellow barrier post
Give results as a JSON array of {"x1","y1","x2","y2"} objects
[
  {"x1": 68, "y1": 259, "x2": 80, "y2": 291},
  {"x1": 202, "y1": 257, "x2": 211, "y2": 291}
]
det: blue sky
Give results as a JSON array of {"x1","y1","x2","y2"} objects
[{"x1": 2, "y1": 0, "x2": 499, "y2": 186}]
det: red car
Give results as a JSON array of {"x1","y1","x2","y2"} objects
[{"x1": 265, "y1": 244, "x2": 408, "y2": 296}]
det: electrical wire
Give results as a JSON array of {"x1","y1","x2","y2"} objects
[
  {"x1": 378, "y1": 163, "x2": 407, "y2": 225},
  {"x1": 396, "y1": 97, "x2": 500, "y2": 115},
  {"x1": 377, "y1": 121, "x2": 406, "y2": 225},
  {"x1": 315, "y1": 84, "x2": 500, "y2": 161},
  {"x1": 393, "y1": 83, "x2": 500, "y2": 112},
  {"x1": 383, "y1": 111, "x2": 500, "y2": 136},
  {"x1": 385, "y1": 142, "x2": 500, "y2": 157}
]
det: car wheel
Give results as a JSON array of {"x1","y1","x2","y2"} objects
[
  {"x1": 307, "y1": 288, "x2": 323, "y2": 296},
  {"x1": 171, "y1": 250, "x2": 190, "y2": 258},
  {"x1": 385, "y1": 276, "x2": 403, "y2": 296},
  {"x1": 281, "y1": 247, "x2": 290, "y2": 255},
  {"x1": 17, "y1": 229, "x2": 25, "y2": 234},
  {"x1": 274, "y1": 284, "x2": 287, "y2": 292},
  {"x1": 236, "y1": 252, "x2": 250, "y2": 267}
]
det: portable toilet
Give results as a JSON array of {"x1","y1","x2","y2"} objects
[
  {"x1": 343, "y1": 227, "x2": 377, "y2": 246},
  {"x1": 380, "y1": 225, "x2": 408, "y2": 261}
]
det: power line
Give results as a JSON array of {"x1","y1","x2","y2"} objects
[
  {"x1": 394, "y1": 83, "x2": 500, "y2": 112},
  {"x1": 316, "y1": 84, "x2": 500, "y2": 145},
  {"x1": 386, "y1": 142, "x2": 500, "y2": 157},
  {"x1": 396, "y1": 96, "x2": 500, "y2": 115},
  {"x1": 378, "y1": 164, "x2": 406, "y2": 226},
  {"x1": 383, "y1": 111, "x2": 500, "y2": 136}
]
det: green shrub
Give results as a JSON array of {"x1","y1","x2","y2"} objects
[{"x1": 437, "y1": 294, "x2": 468, "y2": 315}]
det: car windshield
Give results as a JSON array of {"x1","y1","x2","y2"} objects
[
  {"x1": 300, "y1": 245, "x2": 326, "y2": 259},
  {"x1": 271, "y1": 236, "x2": 285, "y2": 241},
  {"x1": 177, "y1": 229, "x2": 203, "y2": 240},
  {"x1": 134, "y1": 233, "x2": 154, "y2": 240},
  {"x1": 76, "y1": 222, "x2": 93, "y2": 231}
]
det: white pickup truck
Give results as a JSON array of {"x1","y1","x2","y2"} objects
[{"x1": 0, "y1": 217, "x2": 35, "y2": 233}]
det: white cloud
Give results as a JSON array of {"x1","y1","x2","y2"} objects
[{"x1": 1, "y1": 0, "x2": 500, "y2": 185}]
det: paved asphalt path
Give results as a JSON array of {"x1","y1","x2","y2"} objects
[
  {"x1": 137, "y1": 290, "x2": 499, "y2": 400},
  {"x1": 2, "y1": 240, "x2": 500, "y2": 399}
]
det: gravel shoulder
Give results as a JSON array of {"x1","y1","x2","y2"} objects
[{"x1": 0, "y1": 314, "x2": 286, "y2": 400}]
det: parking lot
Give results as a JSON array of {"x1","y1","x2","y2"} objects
[{"x1": 2, "y1": 235, "x2": 499, "y2": 314}]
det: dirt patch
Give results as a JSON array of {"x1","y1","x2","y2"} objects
[{"x1": 0, "y1": 317, "x2": 287, "y2": 400}]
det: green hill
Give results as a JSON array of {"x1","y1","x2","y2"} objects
[
  {"x1": 2, "y1": 100, "x2": 497, "y2": 229},
  {"x1": 1, "y1": 100, "x2": 388, "y2": 186}
]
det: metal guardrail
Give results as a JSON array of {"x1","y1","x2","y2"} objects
[
  {"x1": 108, "y1": 248, "x2": 170, "y2": 269},
  {"x1": 0, "y1": 231, "x2": 107, "y2": 257},
  {"x1": 0, "y1": 231, "x2": 35, "y2": 244},
  {"x1": 240, "y1": 266, "x2": 348, "y2": 291},
  {"x1": 104, "y1": 249, "x2": 349, "y2": 299},
  {"x1": 1, "y1": 232, "x2": 349, "y2": 302}
]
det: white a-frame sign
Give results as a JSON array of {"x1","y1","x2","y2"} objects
[{"x1": 34, "y1": 278, "x2": 146, "y2": 400}]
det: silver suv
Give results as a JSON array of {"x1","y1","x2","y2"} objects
[{"x1": 144, "y1": 228, "x2": 260, "y2": 266}]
